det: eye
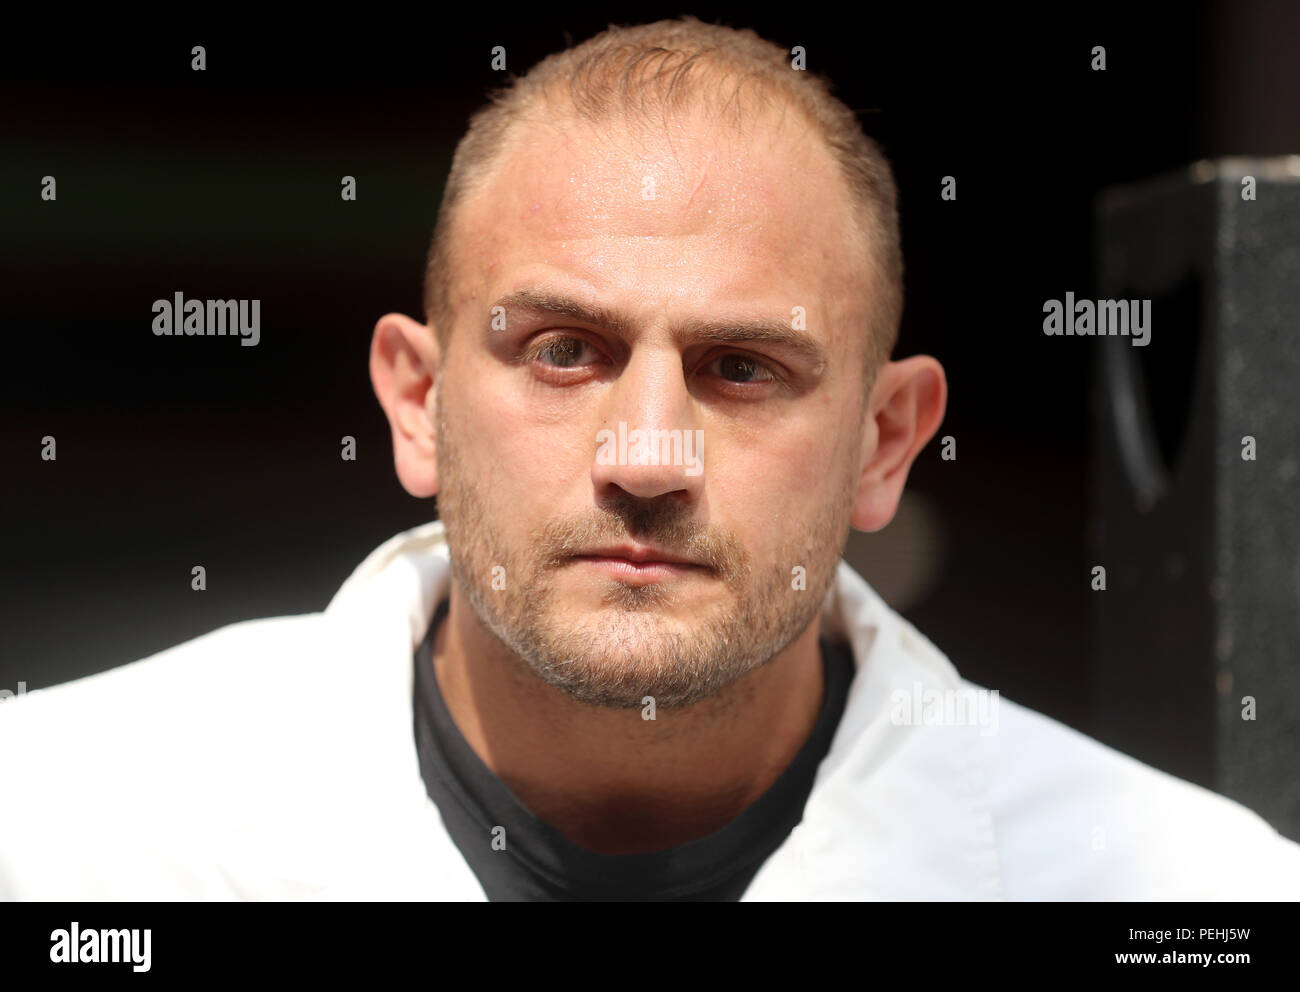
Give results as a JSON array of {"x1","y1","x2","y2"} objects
[
  {"x1": 708, "y1": 352, "x2": 777, "y2": 384},
  {"x1": 526, "y1": 334, "x2": 601, "y2": 368}
]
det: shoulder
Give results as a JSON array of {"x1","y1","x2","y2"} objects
[
  {"x1": 0, "y1": 613, "x2": 334, "y2": 752},
  {"x1": 974, "y1": 685, "x2": 1300, "y2": 899},
  {"x1": 0, "y1": 613, "x2": 345, "y2": 899}
]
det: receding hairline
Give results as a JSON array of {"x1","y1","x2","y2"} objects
[
  {"x1": 452, "y1": 91, "x2": 873, "y2": 290},
  {"x1": 448, "y1": 62, "x2": 835, "y2": 221}
]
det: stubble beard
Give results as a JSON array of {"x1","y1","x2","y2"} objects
[{"x1": 435, "y1": 397, "x2": 854, "y2": 710}]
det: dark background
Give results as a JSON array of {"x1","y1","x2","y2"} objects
[{"x1": 2, "y1": 5, "x2": 1296, "y2": 808}]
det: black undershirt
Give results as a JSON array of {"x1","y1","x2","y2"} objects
[{"x1": 412, "y1": 598, "x2": 855, "y2": 901}]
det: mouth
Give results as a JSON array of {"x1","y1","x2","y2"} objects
[{"x1": 569, "y1": 544, "x2": 707, "y2": 586}]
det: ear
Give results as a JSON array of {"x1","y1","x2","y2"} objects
[
  {"x1": 370, "y1": 312, "x2": 441, "y2": 498},
  {"x1": 850, "y1": 355, "x2": 947, "y2": 532}
]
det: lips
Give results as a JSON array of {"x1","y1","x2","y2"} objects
[
  {"x1": 568, "y1": 544, "x2": 707, "y2": 587},
  {"x1": 574, "y1": 544, "x2": 702, "y2": 567}
]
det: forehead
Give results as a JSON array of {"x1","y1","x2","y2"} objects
[{"x1": 450, "y1": 100, "x2": 869, "y2": 336}]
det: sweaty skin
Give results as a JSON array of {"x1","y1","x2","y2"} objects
[{"x1": 370, "y1": 100, "x2": 946, "y2": 854}]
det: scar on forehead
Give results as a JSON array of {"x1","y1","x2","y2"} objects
[{"x1": 685, "y1": 149, "x2": 716, "y2": 208}]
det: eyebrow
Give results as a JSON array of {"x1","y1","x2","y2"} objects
[{"x1": 491, "y1": 288, "x2": 829, "y2": 370}]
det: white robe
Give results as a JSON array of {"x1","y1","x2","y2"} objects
[{"x1": 1, "y1": 520, "x2": 1296, "y2": 900}]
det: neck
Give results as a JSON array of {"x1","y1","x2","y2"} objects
[{"x1": 432, "y1": 590, "x2": 826, "y2": 855}]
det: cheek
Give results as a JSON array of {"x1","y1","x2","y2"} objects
[
  {"x1": 708, "y1": 427, "x2": 839, "y2": 555},
  {"x1": 443, "y1": 351, "x2": 596, "y2": 516},
  {"x1": 720, "y1": 418, "x2": 844, "y2": 502},
  {"x1": 725, "y1": 424, "x2": 858, "y2": 571}
]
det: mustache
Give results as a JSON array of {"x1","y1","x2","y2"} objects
[{"x1": 535, "y1": 495, "x2": 747, "y2": 582}]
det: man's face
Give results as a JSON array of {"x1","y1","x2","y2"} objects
[{"x1": 435, "y1": 100, "x2": 875, "y2": 709}]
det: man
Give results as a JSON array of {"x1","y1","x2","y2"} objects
[{"x1": 1, "y1": 17, "x2": 1297, "y2": 900}]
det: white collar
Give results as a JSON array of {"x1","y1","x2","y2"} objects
[{"x1": 321, "y1": 520, "x2": 1005, "y2": 900}]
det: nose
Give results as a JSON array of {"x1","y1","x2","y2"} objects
[{"x1": 591, "y1": 346, "x2": 704, "y2": 503}]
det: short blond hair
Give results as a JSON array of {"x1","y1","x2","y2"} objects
[{"x1": 424, "y1": 15, "x2": 902, "y2": 378}]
